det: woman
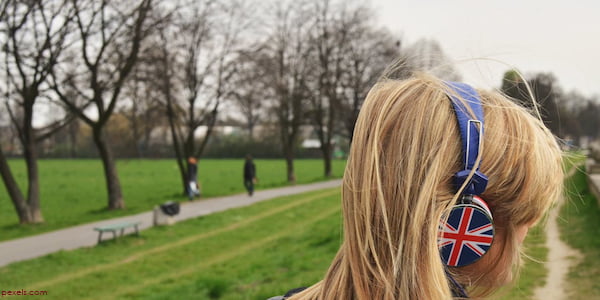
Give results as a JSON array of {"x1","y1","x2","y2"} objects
[{"x1": 275, "y1": 74, "x2": 563, "y2": 299}]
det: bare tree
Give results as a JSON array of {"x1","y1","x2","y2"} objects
[
  {"x1": 501, "y1": 71, "x2": 563, "y2": 137},
  {"x1": 342, "y1": 25, "x2": 401, "y2": 143},
  {"x1": 51, "y1": 0, "x2": 153, "y2": 209},
  {"x1": 500, "y1": 70, "x2": 600, "y2": 141},
  {"x1": 120, "y1": 64, "x2": 165, "y2": 158},
  {"x1": 147, "y1": 0, "x2": 248, "y2": 193},
  {"x1": 132, "y1": 13, "x2": 191, "y2": 191},
  {"x1": 258, "y1": 0, "x2": 313, "y2": 183},
  {"x1": 0, "y1": 0, "x2": 8, "y2": 21},
  {"x1": 305, "y1": 0, "x2": 361, "y2": 177},
  {"x1": 529, "y1": 73, "x2": 562, "y2": 135},
  {"x1": 576, "y1": 97, "x2": 600, "y2": 140},
  {"x1": 179, "y1": 0, "x2": 242, "y2": 193},
  {"x1": 230, "y1": 49, "x2": 268, "y2": 140},
  {"x1": 0, "y1": 0, "x2": 73, "y2": 224}
]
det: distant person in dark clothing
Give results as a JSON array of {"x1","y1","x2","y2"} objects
[
  {"x1": 243, "y1": 154, "x2": 257, "y2": 196},
  {"x1": 187, "y1": 157, "x2": 200, "y2": 200}
]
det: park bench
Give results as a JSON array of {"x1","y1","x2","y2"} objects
[{"x1": 94, "y1": 221, "x2": 141, "y2": 243}]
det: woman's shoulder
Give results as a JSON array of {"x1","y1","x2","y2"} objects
[{"x1": 267, "y1": 287, "x2": 307, "y2": 300}]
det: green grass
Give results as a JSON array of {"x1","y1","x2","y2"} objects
[
  {"x1": 486, "y1": 153, "x2": 586, "y2": 299},
  {"x1": 0, "y1": 188, "x2": 343, "y2": 300},
  {"x1": 0, "y1": 159, "x2": 346, "y2": 241},
  {"x1": 559, "y1": 167, "x2": 600, "y2": 299},
  {"x1": 0, "y1": 184, "x2": 555, "y2": 300},
  {"x1": 1, "y1": 154, "x2": 589, "y2": 299},
  {"x1": 495, "y1": 223, "x2": 548, "y2": 300}
]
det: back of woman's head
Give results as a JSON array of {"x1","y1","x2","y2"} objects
[{"x1": 289, "y1": 73, "x2": 563, "y2": 300}]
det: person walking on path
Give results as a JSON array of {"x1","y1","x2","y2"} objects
[
  {"x1": 187, "y1": 157, "x2": 200, "y2": 200},
  {"x1": 244, "y1": 154, "x2": 257, "y2": 196}
]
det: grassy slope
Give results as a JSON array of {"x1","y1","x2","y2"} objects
[
  {"x1": 559, "y1": 167, "x2": 600, "y2": 299},
  {"x1": 495, "y1": 224, "x2": 547, "y2": 300},
  {"x1": 0, "y1": 159, "x2": 346, "y2": 242},
  {"x1": 4, "y1": 158, "x2": 587, "y2": 299},
  {"x1": 0, "y1": 188, "x2": 343, "y2": 300},
  {"x1": 1, "y1": 185, "x2": 554, "y2": 300},
  {"x1": 495, "y1": 154, "x2": 584, "y2": 300}
]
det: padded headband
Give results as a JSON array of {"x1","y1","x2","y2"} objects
[{"x1": 445, "y1": 82, "x2": 488, "y2": 196}]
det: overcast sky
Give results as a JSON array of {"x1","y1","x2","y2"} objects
[{"x1": 371, "y1": 0, "x2": 600, "y2": 97}]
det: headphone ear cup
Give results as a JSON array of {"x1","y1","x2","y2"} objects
[{"x1": 439, "y1": 198, "x2": 495, "y2": 267}]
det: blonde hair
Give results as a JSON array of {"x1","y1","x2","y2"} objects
[{"x1": 289, "y1": 74, "x2": 563, "y2": 299}]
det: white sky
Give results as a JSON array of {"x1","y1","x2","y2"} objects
[{"x1": 371, "y1": 0, "x2": 600, "y2": 97}]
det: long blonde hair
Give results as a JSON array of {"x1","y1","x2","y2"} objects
[{"x1": 289, "y1": 74, "x2": 563, "y2": 299}]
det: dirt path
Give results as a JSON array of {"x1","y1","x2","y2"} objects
[{"x1": 533, "y1": 167, "x2": 582, "y2": 300}]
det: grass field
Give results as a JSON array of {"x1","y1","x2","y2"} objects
[
  {"x1": 495, "y1": 223, "x2": 548, "y2": 300},
  {"x1": 559, "y1": 166, "x2": 600, "y2": 299},
  {"x1": 3, "y1": 156, "x2": 588, "y2": 299},
  {"x1": 0, "y1": 159, "x2": 346, "y2": 242},
  {"x1": 0, "y1": 186, "x2": 553, "y2": 299},
  {"x1": 0, "y1": 188, "x2": 343, "y2": 300}
]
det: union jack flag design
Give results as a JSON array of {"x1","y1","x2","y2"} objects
[{"x1": 439, "y1": 205, "x2": 494, "y2": 267}]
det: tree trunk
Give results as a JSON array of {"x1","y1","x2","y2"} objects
[
  {"x1": 248, "y1": 121, "x2": 254, "y2": 141},
  {"x1": 23, "y1": 137, "x2": 44, "y2": 223},
  {"x1": 178, "y1": 158, "x2": 188, "y2": 196},
  {"x1": 348, "y1": 89, "x2": 361, "y2": 144},
  {"x1": 92, "y1": 127, "x2": 124, "y2": 209},
  {"x1": 315, "y1": 121, "x2": 334, "y2": 178},
  {"x1": 131, "y1": 115, "x2": 142, "y2": 158},
  {"x1": 322, "y1": 144, "x2": 332, "y2": 178},
  {"x1": 142, "y1": 117, "x2": 152, "y2": 158},
  {"x1": 347, "y1": 117, "x2": 356, "y2": 145},
  {"x1": 167, "y1": 116, "x2": 187, "y2": 195},
  {"x1": 283, "y1": 141, "x2": 296, "y2": 183},
  {"x1": 68, "y1": 120, "x2": 78, "y2": 158},
  {"x1": 0, "y1": 147, "x2": 35, "y2": 224},
  {"x1": 161, "y1": 50, "x2": 188, "y2": 195},
  {"x1": 166, "y1": 103, "x2": 187, "y2": 195},
  {"x1": 285, "y1": 154, "x2": 295, "y2": 184}
]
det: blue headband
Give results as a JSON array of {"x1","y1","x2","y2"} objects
[{"x1": 445, "y1": 82, "x2": 488, "y2": 196}]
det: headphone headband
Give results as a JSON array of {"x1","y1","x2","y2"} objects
[
  {"x1": 445, "y1": 82, "x2": 488, "y2": 196},
  {"x1": 439, "y1": 82, "x2": 494, "y2": 270}
]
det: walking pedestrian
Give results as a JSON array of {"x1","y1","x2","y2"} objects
[
  {"x1": 244, "y1": 154, "x2": 257, "y2": 196},
  {"x1": 187, "y1": 157, "x2": 200, "y2": 200}
]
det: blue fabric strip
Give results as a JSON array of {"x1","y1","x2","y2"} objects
[{"x1": 445, "y1": 82, "x2": 488, "y2": 195}]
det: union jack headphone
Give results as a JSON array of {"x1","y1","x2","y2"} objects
[{"x1": 438, "y1": 82, "x2": 495, "y2": 268}]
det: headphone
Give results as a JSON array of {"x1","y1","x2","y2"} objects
[{"x1": 438, "y1": 82, "x2": 495, "y2": 268}]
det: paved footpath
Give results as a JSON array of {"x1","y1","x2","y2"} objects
[{"x1": 0, "y1": 179, "x2": 342, "y2": 268}]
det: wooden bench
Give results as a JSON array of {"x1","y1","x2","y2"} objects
[{"x1": 94, "y1": 221, "x2": 141, "y2": 243}]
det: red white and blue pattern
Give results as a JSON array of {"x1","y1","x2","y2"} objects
[{"x1": 439, "y1": 205, "x2": 494, "y2": 267}]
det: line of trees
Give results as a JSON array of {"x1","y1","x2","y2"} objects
[
  {"x1": 10, "y1": 0, "x2": 592, "y2": 226},
  {"x1": 0, "y1": 0, "x2": 429, "y2": 224},
  {"x1": 501, "y1": 70, "x2": 599, "y2": 142}
]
